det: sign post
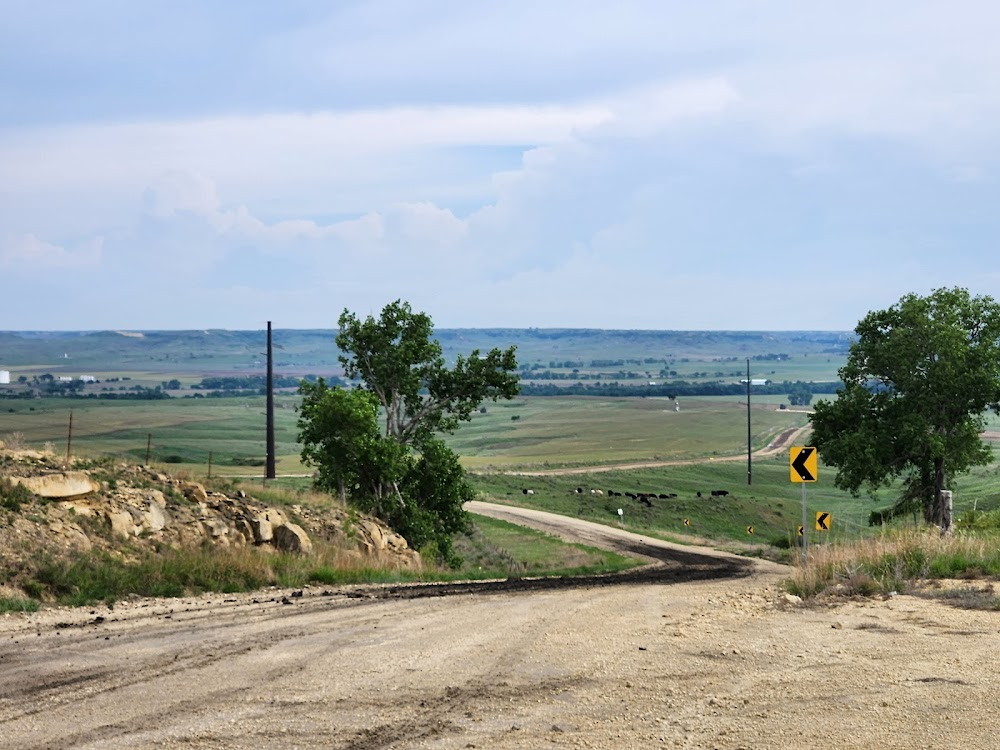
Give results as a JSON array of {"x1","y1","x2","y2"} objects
[{"x1": 790, "y1": 446, "x2": 818, "y2": 564}]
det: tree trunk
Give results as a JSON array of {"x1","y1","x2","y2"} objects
[{"x1": 929, "y1": 456, "x2": 949, "y2": 530}]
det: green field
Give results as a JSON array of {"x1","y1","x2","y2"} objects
[
  {"x1": 5, "y1": 327, "x2": 1000, "y2": 552},
  {"x1": 449, "y1": 395, "x2": 809, "y2": 469},
  {"x1": 0, "y1": 396, "x2": 302, "y2": 474}
]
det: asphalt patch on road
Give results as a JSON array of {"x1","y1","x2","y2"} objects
[{"x1": 344, "y1": 541, "x2": 756, "y2": 601}]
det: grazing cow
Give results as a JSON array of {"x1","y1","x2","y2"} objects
[
  {"x1": 522, "y1": 488, "x2": 534, "y2": 495},
  {"x1": 696, "y1": 491, "x2": 702, "y2": 498},
  {"x1": 668, "y1": 493, "x2": 678, "y2": 498},
  {"x1": 575, "y1": 487, "x2": 584, "y2": 494},
  {"x1": 711, "y1": 490, "x2": 730, "y2": 497},
  {"x1": 625, "y1": 492, "x2": 636, "y2": 499},
  {"x1": 639, "y1": 496, "x2": 653, "y2": 508},
  {"x1": 658, "y1": 493, "x2": 669, "y2": 500}
]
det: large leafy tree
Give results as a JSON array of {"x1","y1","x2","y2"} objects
[
  {"x1": 810, "y1": 288, "x2": 1000, "y2": 529},
  {"x1": 298, "y1": 300, "x2": 519, "y2": 565}
]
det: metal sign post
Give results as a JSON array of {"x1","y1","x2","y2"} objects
[
  {"x1": 801, "y1": 482, "x2": 807, "y2": 564},
  {"x1": 790, "y1": 446, "x2": 818, "y2": 565}
]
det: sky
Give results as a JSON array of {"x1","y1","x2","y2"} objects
[{"x1": 3, "y1": 1, "x2": 1000, "y2": 331}]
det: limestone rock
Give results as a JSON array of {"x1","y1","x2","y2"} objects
[
  {"x1": 264, "y1": 508, "x2": 288, "y2": 528},
  {"x1": 273, "y1": 523, "x2": 313, "y2": 554},
  {"x1": 143, "y1": 502, "x2": 167, "y2": 532},
  {"x1": 360, "y1": 520, "x2": 387, "y2": 550},
  {"x1": 181, "y1": 482, "x2": 208, "y2": 503},
  {"x1": 248, "y1": 513, "x2": 273, "y2": 543},
  {"x1": 11, "y1": 472, "x2": 99, "y2": 499},
  {"x1": 107, "y1": 510, "x2": 136, "y2": 539},
  {"x1": 201, "y1": 518, "x2": 229, "y2": 538}
]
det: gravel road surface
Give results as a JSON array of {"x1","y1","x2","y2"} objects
[{"x1": 1, "y1": 503, "x2": 998, "y2": 749}]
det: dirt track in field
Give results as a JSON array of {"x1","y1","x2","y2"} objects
[
  {"x1": 3, "y1": 502, "x2": 999, "y2": 749},
  {"x1": 501, "y1": 423, "x2": 811, "y2": 476}
]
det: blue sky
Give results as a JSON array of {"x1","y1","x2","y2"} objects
[{"x1": 3, "y1": 1, "x2": 1000, "y2": 331}]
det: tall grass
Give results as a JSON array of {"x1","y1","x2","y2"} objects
[
  {"x1": 786, "y1": 527, "x2": 1000, "y2": 599},
  {"x1": 27, "y1": 542, "x2": 429, "y2": 607},
  {"x1": 0, "y1": 596, "x2": 40, "y2": 613}
]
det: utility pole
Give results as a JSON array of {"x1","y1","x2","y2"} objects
[
  {"x1": 266, "y1": 321, "x2": 276, "y2": 480},
  {"x1": 746, "y1": 359, "x2": 752, "y2": 485}
]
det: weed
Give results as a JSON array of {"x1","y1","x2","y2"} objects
[
  {"x1": 0, "y1": 478, "x2": 33, "y2": 512},
  {"x1": 3, "y1": 432, "x2": 27, "y2": 450},
  {"x1": 0, "y1": 596, "x2": 40, "y2": 613}
]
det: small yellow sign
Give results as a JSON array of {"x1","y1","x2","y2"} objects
[
  {"x1": 815, "y1": 512, "x2": 831, "y2": 531},
  {"x1": 683, "y1": 518, "x2": 691, "y2": 527},
  {"x1": 790, "y1": 446, "x2": 818, "y2": 483},
  {"x1": 797, "y1": 525, "x2": 804, "y2": 536},
  {"x1": 746, "y1": 525, "x2": 754, "y2": 535}
]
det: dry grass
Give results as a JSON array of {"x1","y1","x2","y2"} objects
[{"x1": 787, "y1": 528, "x2": 1000, "y2": 599}]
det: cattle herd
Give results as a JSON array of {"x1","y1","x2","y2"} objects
[{"x1": 519, "y1": 486, "x2": 731, "y2": 508}]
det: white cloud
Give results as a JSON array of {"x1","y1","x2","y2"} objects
[
  {"x1": 1, "y1": 233, "x2": 102, "y2": 269},
  {"x1": 5, "y1": 2, "x2": 1000, "y2": 329}
]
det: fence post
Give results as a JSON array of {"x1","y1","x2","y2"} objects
[{"x1": 66, "y1": 410, "x2": 73, "y2": 466}]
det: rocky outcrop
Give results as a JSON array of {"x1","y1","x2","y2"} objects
[{"x1": 0, "y1": 450, "x2": 421, "y2": 571}]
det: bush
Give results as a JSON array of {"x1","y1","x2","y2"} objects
[
  {"x1": 0, "y1": 478, "x2": 33, "y2": 512},
  {"x1": 230, "y1": 457, "x2": 266, "y2": 467}
]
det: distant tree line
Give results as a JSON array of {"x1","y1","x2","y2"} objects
[
  {"x1": 191, "y1": 375, "x2": 329, "y2": 391},
  {"x1": 518, "y1": 380, "x2": 840, "y2": 398}
]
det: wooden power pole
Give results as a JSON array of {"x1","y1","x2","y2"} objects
[{"x1": 266, "y1": 321, "x2": 276, "y2": 479}]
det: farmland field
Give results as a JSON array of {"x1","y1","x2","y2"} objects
[{"x1": 5, "y1": 327, "x2": 1000, "y2": 543}]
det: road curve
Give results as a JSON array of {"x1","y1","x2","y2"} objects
[{"x1": 465, "y1": 500, "x2": 784, "y2": 577}]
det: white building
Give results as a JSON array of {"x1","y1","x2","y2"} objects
[
  {"x1": 0, "y1": 370, "x2": 9, "y2": 384},
  {"x1": 80, "y1": 375, "x2": 97, "y2": 383}
]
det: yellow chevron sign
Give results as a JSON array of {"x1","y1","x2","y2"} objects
[{"x1": 790, "y1": 446, "x2": 818, "y2": 483}]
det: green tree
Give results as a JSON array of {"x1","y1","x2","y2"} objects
[
  {"x1": 787, "y1": 386, "x2": 813, "y2": 406},
  {"x1": 810, "y1": 288, "x2": 1000, "y2": 529},
  {"x1": 298, "y1": 300, "x2": 519, "y2": 565},
  {"x1": 298, "y1": 383, "x2": 404, "y2": 506}
]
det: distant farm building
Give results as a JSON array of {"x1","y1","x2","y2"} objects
[
  {"x1": 739, "y1": 379, "x2": 770, "y2": 386},
  {"x1": 0, "y1": 370, "x2": 9, "y2": 384},
  {"x1": 79, "y1": 375, "x2": 97, "y2": 383}
]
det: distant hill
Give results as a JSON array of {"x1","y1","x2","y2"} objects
[{"x1": 0, "y1": 328, "x2": 853, "y2": 374}]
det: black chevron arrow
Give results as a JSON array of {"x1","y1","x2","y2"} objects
[
  {"x1": 816, "y1": 512, "x2": 830, "y2": 531},
  {"x1": 791, "y1": 447, "x2": 816, "y2": 481}
]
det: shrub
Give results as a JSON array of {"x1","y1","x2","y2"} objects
[{"x1": 0, "y1": 478, "x2": 33, "y2": 512}]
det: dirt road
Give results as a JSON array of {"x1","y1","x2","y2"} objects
[{"x1": 2, "y1": 504, "x2": 999, "y2": 749}]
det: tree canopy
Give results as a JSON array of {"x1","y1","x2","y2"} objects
[
  {"x1": 810, "y1": 288, "x2": 1000, "y2": 528},
  {"x1": 298, "y1": 300, "x2": 519, "y2": 565}
]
